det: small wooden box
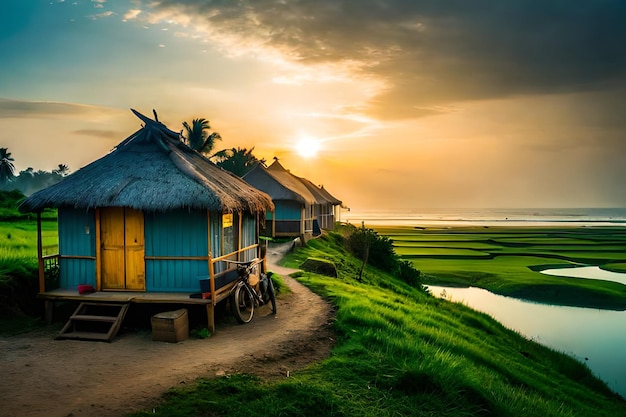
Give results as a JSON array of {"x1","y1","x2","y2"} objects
[{"x1": 151, "y1": 309, "x2": 189, "y2": 343}]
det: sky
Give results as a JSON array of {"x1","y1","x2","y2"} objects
[{"x1": 1, "y1": 0, "x2": 625, "y2": 210}]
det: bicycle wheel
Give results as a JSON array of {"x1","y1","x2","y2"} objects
[
  {"x1": 266, "y1": 275, "x2": 277, "y2": 314},
  {"x1": 231, "y1": 284, "x2": 254, "y2": 324}
]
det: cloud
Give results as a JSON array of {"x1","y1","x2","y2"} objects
[
  {"x1": 0, "y1": 98, "x2": 122, "y2": 119},
  {"x1": 72, "y1": 129, "x2": 119, "y2": 139},
  {"x1": 123, "y1": 9, "x2": 141, "y2": 21},
  {"x1": 90, "y1": 10, "x2": 115, "y2": 20},
  {"x1": 149, "y1": 0, "x2": 626, "y2": 119}
]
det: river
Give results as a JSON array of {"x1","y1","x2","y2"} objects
[{"x1": 427, "y1": 284, "x2": 626, "y2": 398}]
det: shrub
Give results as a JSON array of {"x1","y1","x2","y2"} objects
[{"x1": 343, "y1": 223, "x2": 424, "y2": 289}]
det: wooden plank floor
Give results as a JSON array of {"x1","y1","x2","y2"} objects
[{"x1": 38, "y1": 289, "x2": 212, "y2": 305}]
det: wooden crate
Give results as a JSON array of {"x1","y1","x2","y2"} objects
[{"x1": 151, "y1": 308, "x2": 188, "y2": 342}]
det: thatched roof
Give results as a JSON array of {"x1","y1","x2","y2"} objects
[
  {"x1": 318, "y1": 185, "x2": 342, "y2": 206},
  {"x1": 296, "y1": 176, "x2": 342, "y2": 206},
  {"x1": 243, "y1": 159, "x2": 317, "y2": 205},
  {"x1": 19, "y1": 109, "x2": 274, "y2": 214},
  {"x1": 242, "y1": 159, "x2": 342, "y2": 207}
]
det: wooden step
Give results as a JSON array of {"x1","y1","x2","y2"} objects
[
  {"x1": 70, "y1": 314, "x2": 118, "y2": 323},
  {"x1": 56, "y1": 302, "x2": 130, "y2": 342}
]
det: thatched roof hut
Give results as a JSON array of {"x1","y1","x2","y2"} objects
[
  {"x1": 243, "y1": 158, "x2": 342, "y2": 239},
  {"x1": 21, "y1": 110, "x2": 274, "y2": 336},
  {"x1": 19, "y1": 109, "x2": 273, "y2": 214},
  {"x1": 243, "y1": 159, "x2": 317, "y2": 204}
]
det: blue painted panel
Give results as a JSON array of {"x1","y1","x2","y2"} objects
[
  {"x1": 58, "y1": 208, "x2": 96, "y2": 289},
  {"x1": 275, "y1": 200, "x2": 302, "y2": 221},
  {"x1": 144, "y1": 209, "x2": 210, "y2": 291},
  {"x1": 59, "y1": 258, "x2": 96, "y2": 289},
  {"x1": 146, "y1": 260, "x2": 208, "y2": 292},
  {"x1": 58, "y1": 207, "x2": 95, "y2": 257},
  {"x1": 241, "y1": 214, "x2": 257, "y2": 261},
  {"x1": 210, "y1": 213, "x2": 225, "y2": 274},
  {"x1": 145, "y1": 209, "x2": 208, "y2": 257}
]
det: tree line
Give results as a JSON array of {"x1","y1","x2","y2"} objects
[
  {"x1": 0, "y1": 116, "x2": 265, "y2": 196},
  {"x1": 0, "y1": 148, "x2": 70, "y2": 196}
]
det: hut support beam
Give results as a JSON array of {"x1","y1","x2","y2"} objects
[
  {"x1": 44, "y1": 300, "x2": 54, "y2": 325},
  {"x1": 95, "y1": 208, "x2": 102, "y2": 291},
  {"x1": 206, "y1": 304, "x2": 215, "y2": 335},
  {"x1": 37, "y1": 212, "x2": 44, "y2": 293},
  {"x1": 206, "y1": 210, "x2": 216, "y2": 335}
]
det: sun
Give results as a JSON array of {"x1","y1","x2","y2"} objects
[{"x1": 295, "y1": 135, "x2": 321, "y2": 158}]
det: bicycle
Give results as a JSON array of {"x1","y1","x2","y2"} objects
[{"x1": 225, "y1": 259, "x2": 277, "y2": 324}]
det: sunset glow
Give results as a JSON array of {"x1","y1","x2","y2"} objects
[
  {"x1": 1, "y1": 1, "x2": 625, "y2": 210},
  {"x1": 295, "y1": 136, "x2": 321, "y2": 159}
]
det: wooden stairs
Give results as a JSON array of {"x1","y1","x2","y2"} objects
[{"x1": 56, "y1": 302, "x2": 130, "y2": 342}]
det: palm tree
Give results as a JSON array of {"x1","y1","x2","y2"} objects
[
  {"x1": 182, "y1": 118, "x2": 222, "y2": 154},
  {"x1": 213, "y1": 147, "x2": 265, "y2": 177},
  {"x1": 0, "y1": 148, "x2": 16, "y2": 185},
  {"x1": 52, "y1": 164, "x2": 70, "y2": 177}
]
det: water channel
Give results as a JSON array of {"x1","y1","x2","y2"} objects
[{"x1": 427, "y1": 281, "x2": 626, "y2": 398}]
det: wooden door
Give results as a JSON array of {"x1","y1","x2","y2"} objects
[
  {"x1": 100, "y1": 207, "x2": 145, "y2": 291},
  {"x1": 124, "y1": 208, "x2": 145, "y2": 290}
]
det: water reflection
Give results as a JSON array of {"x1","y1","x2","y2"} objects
[
  {"x1": 428, "y1": 285, "x2": 626, "y2": 398},
  {"x1": 541, "y1": 266, "x2": 626, "y2": 286}
]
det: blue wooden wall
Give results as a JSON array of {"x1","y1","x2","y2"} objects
[
  {"x1": 241, "y1": 214, "x2": 257, "y2": 260},
  {"x1": 145, "y1": 209, "x2": 209, "y2": 292},
  {"x1": 58, "y1": 207, "x2": 96, "y2": 289},
  {"x1": 57, "y1": 207, "x2": 257, "y2": 293},
  {"x1": 274, "y1": 200, "x2": 302, "y2": 220}
]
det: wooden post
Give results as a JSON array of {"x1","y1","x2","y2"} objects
[
  {"x1": 206, "y1": 304, "x2": 215, "y2": 335},
  {"x1": 206, "y1": 210, "x2": 215, "y2": 334},
  {"x1": 44, "y1": 300, "x2": 54, "y2": 325},
  {"x1": 207, "y1": 210, "x2": 212, "y2": 277},
  {"x1": 37, "y1": 212, "x2": 45, "y2": 293},
  {"x1": 237, "y1": 211, "x2": 243, "y2": 261},
  {"x1": 95, "y1": 208, "x2": 102, "y2": 290}
]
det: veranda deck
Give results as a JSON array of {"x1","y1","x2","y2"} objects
[{"x1": 38, "y1": 288, "x2": 231, "y2": 335}]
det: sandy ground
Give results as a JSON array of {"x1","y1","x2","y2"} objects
[{"x1": 0, "y1": 242, "x2": 334, "y2": 417}]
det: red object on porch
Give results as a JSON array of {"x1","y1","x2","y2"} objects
[{"x1": 78, "y1": 284, "x2": 96, "y2": 295}]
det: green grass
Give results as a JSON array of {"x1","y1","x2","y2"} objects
[
  {"x1": 379, "y1": 226, "x2": 626, "y2": 310},
  {"x1": 0, "y1": 219, "x2": 58, "y2": 257},
  {"x1": 128, "y1": 234, "x2": 626, "y2": 417},
  {"x1": 0, "y1": 218, "x2": 57, "y2": 325}
]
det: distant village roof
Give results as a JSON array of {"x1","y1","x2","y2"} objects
[
  {"x1": 318, "y1": 185, "x2": 342, "y2": 206},
  {"x1": 19, "y1": 109, "x2": 274, "y2": 214},
  {"x1": 243, "y1": 159, "x2": 317, "y2": 205},
  {"x1": 296, "y1": 176, "x2": 342, "y2": 206},
  {"x1": 243, "y1": 158, "x2": 342, "y2": 207}
]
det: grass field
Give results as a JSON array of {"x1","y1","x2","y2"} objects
[
  {"x1": 129, "y1": 233, "x2": 626, "y2": 417},
  {"x1": 374, "y1": 226, "x2": 626, "y2": 310},
  {"x1": 0, "y1": 218, "x2": 57, "y2": 326}
]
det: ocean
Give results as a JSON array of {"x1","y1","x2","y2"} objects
[{"x1": 342, "y1": 207, "x2": 626, "y2": 227}]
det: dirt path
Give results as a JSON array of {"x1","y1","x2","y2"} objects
[{"x1": 0, "y1": 242, "x2": 334, "y2": 417}]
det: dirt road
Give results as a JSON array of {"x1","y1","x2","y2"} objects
[{"x1": 0, "y1": 243, "x2": 333, "y2": 417}]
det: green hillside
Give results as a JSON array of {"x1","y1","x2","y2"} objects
[{"x1": 131, "y1": 232, "x2": 625, "y2": 417}]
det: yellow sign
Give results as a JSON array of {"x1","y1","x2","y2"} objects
[{"x1": 222, "y1": 213, "x2": 233, "y2": 228}]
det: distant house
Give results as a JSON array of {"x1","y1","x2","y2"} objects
[
  {"x1": 243, "y1": 158, "x2": 342, "y2": 241},
  {"x1": 19, "y1": 110, "x2": 274, "y2": 334},
  {"x1": 296, "y1": 176, "x2": 342, "y2": 232}
]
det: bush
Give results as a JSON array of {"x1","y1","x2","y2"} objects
[{"x1": 343, "y1": 223, "x2": 423, "y2": 289}]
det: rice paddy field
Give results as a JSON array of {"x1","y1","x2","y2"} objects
[
  {"x1": 0, "y1": 218, "x2": 57, "y2": 294},
  {"x1": 374, "y1": 226, "x2": 626, "y2": 310},
  {"x1": 0, "y1": 219, "x2": 58, "y2": 260}
]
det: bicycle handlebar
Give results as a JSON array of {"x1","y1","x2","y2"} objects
[{"x1": 222, "y1": 258, "x2": 263, "y2": 268}]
